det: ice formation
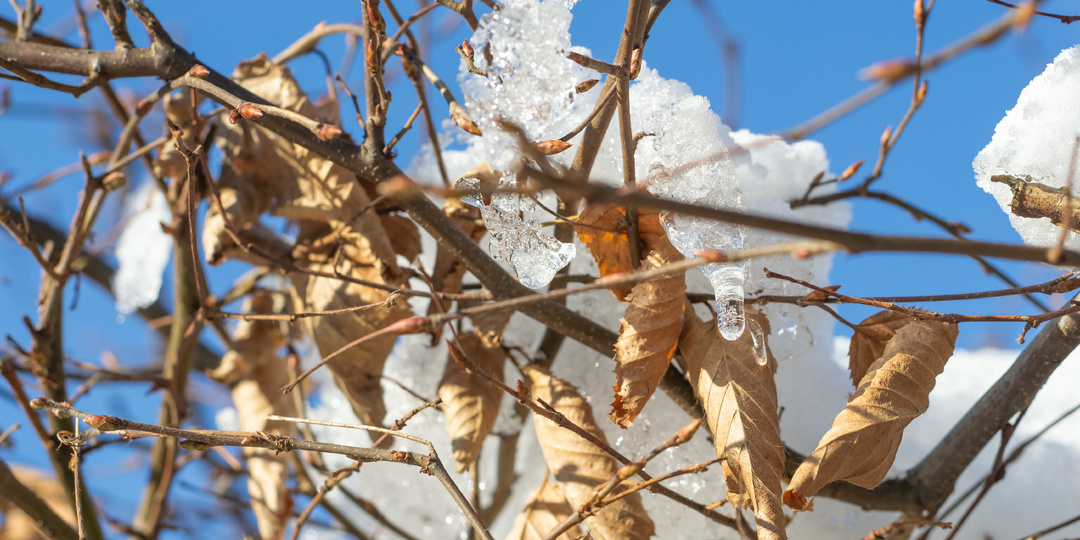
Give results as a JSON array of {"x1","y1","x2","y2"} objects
[
  {"x1": 441, "y1": 0, "x2": 589, "y2": 289},
  {"x1": 973, "y1": 44, "x2": 1080, "y2": 249},
  {"x1": 454, "y1": 171, "x2": 575, "y2": 289},
  {"x1": 643, "y1": 91, "x2": 750, "y2": 340},
  {"x1": 460, "y1": 0, "x2": 581, "y2": 171},
  {"x1": 113, "y1": 181, "x2": 173, "y2": 314}
]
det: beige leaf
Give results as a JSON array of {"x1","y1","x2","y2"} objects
[
  {"x1": 679, "y1": 311, "x2": 786, "y2": 540},
  {"x1": 575, "y1": 203, "x2": 668, "y2": 301},
  {"x1": 378, "y1": 212, "x2": 422, "y2": 262},
  {"x1": 464, "y1": 297, "x2": 513, "y2": 348},
  {"x1": 524, "y1": 365, "x2": 655, "y2": 540},
  {"x1": 847, "y1": 311, "x2": 915, "y2": 386},
  {"x1": 439, "y1": 332, "x2": 506, "y2": 473},
  {"x1": 222, "y1": 291, "x2": 297, "y2": 540},
  {"x1": 505, "y1": 475, "x2": 584, "y2": 540},
  {"x1": 290, "y1": 255, "x2": 410, "y2": 445},
  {"x1": 611, "y1": 240, "x2": 685, "y2": 428},
  {"x1": 784, "y1": 320, "x2": 959, "y2": 511}
]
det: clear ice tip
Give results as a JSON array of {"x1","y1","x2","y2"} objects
[{"x1": 716, "y1": 295, "x2": 745, "y2": 341}]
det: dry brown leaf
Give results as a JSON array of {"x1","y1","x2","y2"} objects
[
  {"x1": 439, "y1": 332, "x2": 506, "y2": 472},
  {"x1": 378, "y1": 212, "x2": 421, "y2": 262},
  {"x1": 290, "y1": 256, "x2": 410, "y2": 445},
  {"x1": 505, "y1": 475, "x2": 584, "y2": 540},
  {"x1": 524, "y1": 365, "x2": 655, "y2": 540},
  {"x1": 784, "y1": 320, "x2": 959, "y2": 511},
  {"x1": 847, "y1": 311, "x2": 915, "y2": 386},
  {"x1": 0, "y1": 466, "x2": 74, "y2": 540},
  {"x1": 610, "y1": 240, "x2": 685, "y2": 428},
  {"x1": 679, "y1": 310, "x2": 786, "y2": 540},
  {"x1": 463, "y1": 296, "x2": 513, "y2": 348},
  {"x1": 213, "y1": 291, "x2": 296, "y2": 540},
  {"x1": 199, "y1": 56, "x2": 413, "y2": 441},
  {"x1": 575, "y1": 203, "x2": 667, "y2": 301}
]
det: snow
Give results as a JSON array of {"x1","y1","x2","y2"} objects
[
  {"x1": 974, "y1": 44, "x2": 1080, "y2": 249},
  {"x1": 112, "y1": 180, "x2": 173, "y2": 314}
]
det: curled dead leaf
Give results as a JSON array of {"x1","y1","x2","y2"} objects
[
  {"x1": 439, "y1": 332, "x2": 506, "y2": 472},
  {"x1": 576, "y1": 203, "x2": 668, "y2": 301},
  {"x1": 524, "y1": 365, "x2": 655, "y2": 540},
  {"x1": 679, "y1": 310, "x2": 786, "y2": 540},
  {"x1": 506, "y1": 475, "x2": 584, "y2": 540},
  {"x1": 784, "y1": 320, "x2": 959, "y2": 511},
  {"x1": 847, "y1": 311, "x2": 915, "y2": 386},
  {"x1": 611, "y1": 240, "x2": 685, "y2": 428}
]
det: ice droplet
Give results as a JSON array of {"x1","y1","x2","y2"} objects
[
  {"x1": 748, "y1": 318, "x2": 767, "y2": 366},
  {"x1": 453, "y1": 176, "x2": 483, "y2": 209},
  {"x1": 459, "y1": 171, "x2": 574, "y2": 289}
]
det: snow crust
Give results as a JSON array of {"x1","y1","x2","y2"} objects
[
  {"x1": 974, "y1": 44, "x2": 1080, "y2": 248},
  {"x1": 112, "y1": 181, "x2": 173, "y2": 314}
]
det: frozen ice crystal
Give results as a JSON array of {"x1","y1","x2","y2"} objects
[
  {"x1": 974, "y1": 44, "x2": 1080, "y2": 249},
  {"x1": 454, "y1": 172, "x2": 575, "y2": 289},
  {"x1": 113, "y1": 181, "x2": 173, "y2": 314}
]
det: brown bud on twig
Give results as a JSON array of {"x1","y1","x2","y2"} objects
[
  {"x1": 617, "y1": 461, "x2": 643, "y2": 480},
  {"x1": 880, "y1": 125, "x2": 893, "y2": 147},
  {"x1": 461, "y1": 38, "x2": 474, "y2": 60},
  {"x1": 859, "y1": 58, "x2": 917, "y2": 83},
  {"x1": 30, "y1": 397, "x2": 49, "y2": 409},
  {"x1": 450, "y1": 102, "x2": 482, "y2": 136},
  {"x1": 916, "y1": 80, "x2": 928, "y2": 103},
  {"x1": 576, "y1": 78, "x2": 600, "y2": 94},
  {"x1": 366, "y1": 0, "x2": 386, "y2": 36},
  {"x1": 385, "y1": 316, "x2": 434, "y2": 335},
  {"x1": 1013, "y1": 1, "x2": 1036, "y2": 32},
  {"x1": 838, "y1": 159, "x2": 864, "y2": 181},
  {"x1": 237, "y1": 103, "x2": 263, "y2": 120},
  {"x1": 179, "y1": 439, "x2": 212, "y2": 451},
  {"x1": 629, "y1": 47, "x2": 642, "y2": 79},
  {"x1": 189, "y1": 65, "x2": 209, "y2": 79},
  {"x1": 803, "y1": 284, "x2": 841, "y2": 302},
  {"x1": 366, "y1": 38, "x2": 380, "y2": 75},
  {"x1": 228, "y1": 109, "x2": 241, "y2": 124},
  {"x1": 674, "y1": 418, "x2": 701, "y2": 445},
  {"x1": 913, "y1": 0, "x2": 926, "y2": 29},
  {"x1": 136, "y1": 98, "x2": 154, "y2": 117},
  {"x1": 84, "y1": 415, "x2": 120, "y2": 432},
  {"x1": 697, "y1": 249, "x2": 727, "y2": 263},
  {"x1": 315, "y1": 123, "x2": 344, "y2": 141},
  {"x1": 102, "y1": 171, "x2": 125, "y2": 191},
  {"x1": 534, "y1": 140, "x2": 572, "y2": 155}
]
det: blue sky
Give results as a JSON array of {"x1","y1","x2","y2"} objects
[{"x1": 2, "y1": 1, "x2": 1080, "y2": 536}]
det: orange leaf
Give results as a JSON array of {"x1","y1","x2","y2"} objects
[
  {"x1": 784, "y1": 320, "x2": 958, "y2": 510},
  {"x1": 847, "y1": 311, "x2": 915, "y2": 386},
  {"x1": 439, "y1": 333, "x2": 506, "y2": 472},
  {"x1": 506, "y1": 474, "x2": 584, "y2": 540},
  {"x1": 611, "y1": 240, "x2": 685, "y2": 428},
  {"x1": 576, "y1": 203, "x2": 668, "y2": 301},
  {"x1": 525, "y1": 365, "x2": 655, "y2": 540},
  {"x1": 679, "y1": 310, "x2": 786, "y2": 540}
]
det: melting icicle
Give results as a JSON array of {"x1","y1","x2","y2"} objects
[
  {"x1": 645, "y1": 93, "x2": 750, "y2": 341},
  {"x1": 747, "y1": 317, "x2": 767, "y2": 366},
  {"x1": 454, "y1": 172, "x2": 574, "y2": 289},
  {"x1": 704, "y1": 263, "x2": 747, "y2": 341}
]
